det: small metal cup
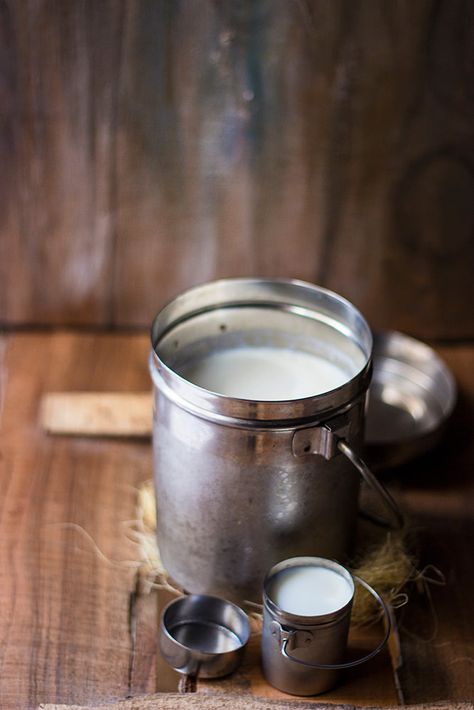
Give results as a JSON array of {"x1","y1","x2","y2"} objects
[
  {"x1": 159, "y1": 594, "x2": 250, "y2": 679},
  {"x1": 262, "y1": 557, "x2": 391, "y2": 696}
]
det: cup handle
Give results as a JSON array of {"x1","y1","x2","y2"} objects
[
  {"x1": 337, "y1": 440, "x2": 404, "y2": 529},
  {"x1": 279, "y1": 575, "x2": 391, "y2": 670}
]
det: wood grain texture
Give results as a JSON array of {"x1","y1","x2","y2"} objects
[
  {"x1": 392, "y1": 346, "x2": 474, "y2": 703},
  {"x1": 0, "y1": 1, "x2": 473, "y2": 337},
  {"x1": 40, "y1": 699, "x2": 474, "y2": 710},
  {"x1": 0, "y1": 333, "x2": 154, "y2": 709}
]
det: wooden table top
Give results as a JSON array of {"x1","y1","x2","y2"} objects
[{"x1": 0, "y1": 332, "x2": 473, "y2": 709}]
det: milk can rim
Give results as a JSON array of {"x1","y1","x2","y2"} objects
[
  {"x1": 149, "y1": 277, "x2": 373, "y2": 422},
  {"x1": 151, "y1": 277, "x2": 372, "y2": 348}
]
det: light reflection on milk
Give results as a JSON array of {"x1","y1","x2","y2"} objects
[
  {"x1": 269, "y1": 565, "x2": 353, "y2": 616},
  {"x1": 180, "y1": 345, "x2": 355, "y2": 400}
]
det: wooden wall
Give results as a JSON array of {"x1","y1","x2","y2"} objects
[{"x1": 1, "y1": 0, "x2": 473, "y2": 338}]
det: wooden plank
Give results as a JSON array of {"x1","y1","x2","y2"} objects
[
  {"x1": 40, "y1": 698, "x2": 474, "y2": 710},
  {"x1": 41, "y1": 393, "x2": 153, "y2": 437},
  {"x1": 0, "y1": 2, "x2": 473, "y2": 337},
  {"x1": 128, "y1": 575, "x2": 159, "y2": 696},
  {"x1": 391, "y1": 345, "x2": 474, "y2": 704},
  {"x1": 0, "y1": 333, "x2": 155, "y2": 709},
  {"x1": 0, "y1": 2, "x2": 125, "y2": 325}
]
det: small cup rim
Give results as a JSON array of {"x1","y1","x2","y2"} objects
[
  {"x1": 263, "y1": 556, "x2": 355, "y2": 625},
  {"x1": 160, "y1": 593, "x2": 251, "y2": 658}
]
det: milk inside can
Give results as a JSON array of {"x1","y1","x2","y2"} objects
[{"x1": 149, "y1": 278, "x2": 400, "y2": 602}]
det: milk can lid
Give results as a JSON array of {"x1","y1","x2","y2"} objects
[{"x1": 364, "y1": 331, "x2": 456, "y2": 469}]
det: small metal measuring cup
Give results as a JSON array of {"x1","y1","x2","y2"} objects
[
  {"x1": 159, "y1": 594, "x2": 250, "y2": 679},
  {"x1": 262, "y1": 557, "x2": 391, "y2": 696}
]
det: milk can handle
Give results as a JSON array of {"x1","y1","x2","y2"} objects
[
  {"x1": 337, "y1": 440, "x2": 404, "y2": 529},
  {"x1": 280, "y1": 575, "x2": 391, "y2": 671}
]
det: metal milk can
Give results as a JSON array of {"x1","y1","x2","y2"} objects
[{"x1": 149, "y1": 278, "x2": 401, "y2": 602}]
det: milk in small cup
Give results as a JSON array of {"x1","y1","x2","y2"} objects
[{"x1": 267, "y1": 562, "x2": 354, "y2": 617}]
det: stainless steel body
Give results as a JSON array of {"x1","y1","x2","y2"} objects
[
  {"x1": 261, "y1": 557, "x2": 390, "y2": 696},
  {"x1": 154, "y1": 397, "x2": 365, "y2": 601},
  {"x1": 365, "y1": 331, "x2": 457, "y2": 469},
  {"x1": 159, "y1": 594, "x2": 250, "y2": 678},
  {"x1": 150, "y1": 278, "x2": 399, "y2": 602}
]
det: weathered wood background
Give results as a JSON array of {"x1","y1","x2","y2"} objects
[{"x1": 1, "y1": 0, "x2": 473, "y2": 338}]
